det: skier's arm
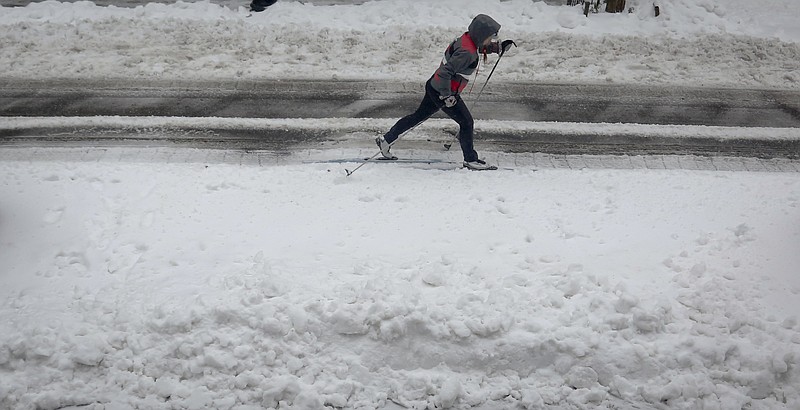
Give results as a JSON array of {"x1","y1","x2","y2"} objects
[
  {"x1": 431, "y1": 48, "x2": 475, "y2": 97},
  {"x1": 482, "y1": 39, "x2": 516, "y2": 55},
  {"x1": 482, "y1": 42, "x2": 501, "y2": 55}
]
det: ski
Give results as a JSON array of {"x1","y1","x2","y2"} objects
[
  {"x1": 314, "y1": 158, "x2": 457, "y2": 166},
  {"x1": 368, "y1": 157, "x2": 500, "y2": 170},
  {"x1": 464, "y1": 164, "x2": 498, "y2": 171},
  {"x1": 321, "y1": 158, "x2": 507, "y2": 171},
  {"x1": 362, "y1": 157, "x2": 456, "y2": 165}
]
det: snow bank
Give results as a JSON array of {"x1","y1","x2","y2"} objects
[
  {"x1": 1, "y1": 158, "x2": 798, "y2": 409},
  {"x1": 0, "y1": 0, "x2": 798, "y2": 88}
]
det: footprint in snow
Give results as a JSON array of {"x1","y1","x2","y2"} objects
[{"x1": 43, "y1": 207, "x2": 65, "y2": 224}]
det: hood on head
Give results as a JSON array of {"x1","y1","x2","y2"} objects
[{"x1": 468, "y1": 14, "x2": 501, "y2": 46}]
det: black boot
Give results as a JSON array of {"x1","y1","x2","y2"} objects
[{"x1": 250, "y1": 0, "x2": 277, "y2": 13}]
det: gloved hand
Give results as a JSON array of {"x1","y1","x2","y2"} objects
[
  {"x1": 501, "y1": 39, "x2": 517, "y2": 54},
  {"x1": 440, "y1": 95, "x2": 457, "y2": 108},
  {"x1": 483, "y1": 41, "x2": 501, "y2": 55}
]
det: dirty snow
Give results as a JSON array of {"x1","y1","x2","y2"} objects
[{"x1": 0, "y1": 0, "x2": 798, "y2": 88}]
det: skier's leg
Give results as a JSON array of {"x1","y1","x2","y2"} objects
[
  {"x1": 383, "y1": 82, "x2": 440, "y2": 144},
  {"x1": 441, "y1": 97, "x2": 477, "y2": 162}
]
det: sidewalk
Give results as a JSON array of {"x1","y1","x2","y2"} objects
[{"x1": 3, "y1": 145, "x2": 798, "y2": 173}]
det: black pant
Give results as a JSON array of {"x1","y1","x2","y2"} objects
[{"x1": 383, "y1": 79, "x2": 478, "y2": 162}]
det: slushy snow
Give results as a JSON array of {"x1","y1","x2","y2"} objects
[{"x1": 1, "y1": 0, "x2": 800, "y2": 409}]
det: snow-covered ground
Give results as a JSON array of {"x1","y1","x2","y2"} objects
[
  {"x1": 0, "y1": 0, "x2": 799, "y2": 88},
  {"x1": 1, "y1": 155, "x2": 799, "y2": 409},
  {"x1": 2, "y1": 0, "x2": 800, "y2": 409}
]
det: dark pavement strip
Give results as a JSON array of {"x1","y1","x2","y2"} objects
[{"x1": 1, "y1": 79, "x2": 799, "y2": 158}]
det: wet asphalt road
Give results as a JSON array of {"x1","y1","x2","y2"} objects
[
  {"x1": 1, "y1": 79, "x2": 799, "y2": 158},
  {"x1": 2, "y1": 79, "x2": 799, "y2": 127}
]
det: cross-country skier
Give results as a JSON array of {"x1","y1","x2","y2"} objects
[{"x1": 375, "y1": 14, "x2": 515, "y2": 170}]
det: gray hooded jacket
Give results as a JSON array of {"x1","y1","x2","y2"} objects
[{"x1": 430, "y1": 14, "x2": 501, "y2": 98}]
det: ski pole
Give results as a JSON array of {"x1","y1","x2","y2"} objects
[
  {"x1": 475, "y1": 40, "x2": 517, "y2": 101},
  {"x1": 345, "y1": 149, "x2": 385, "y2": 177},
  {"x1": 345, "y1": 119, "x2": 428, "y2": 177}
]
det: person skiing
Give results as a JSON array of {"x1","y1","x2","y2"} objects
[{"x1": 375, "y1": 14, "x2": 515, "y2": 170}]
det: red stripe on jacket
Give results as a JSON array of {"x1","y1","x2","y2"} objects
[{"x1": 433, "y1": 33, "x2": 479, "y2": 94}]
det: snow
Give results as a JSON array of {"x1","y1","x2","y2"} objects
[
  {"x1": 0, "y1": 0, "x2": 799, "y2": 88},
  {"x1": 2, "y1": 0, "x2": 800, "y2": 409},
  {"x1": 1, "y1": 157, "x2": 799, "y2": 409},
  {"x1": 3, "y1": 115, "x2": 800, "y2": 142}
]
